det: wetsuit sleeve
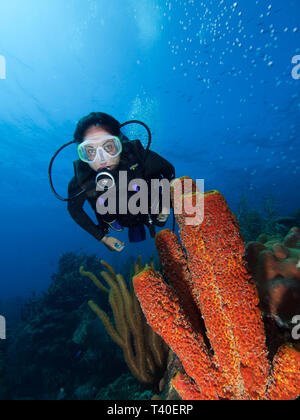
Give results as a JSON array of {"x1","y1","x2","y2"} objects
[
  {"x1": 143, "y1": 150, "x2": 175, "y2": 181},
  {"x1": 67, "y1": 177, "x2": 108, "y2": 241}
]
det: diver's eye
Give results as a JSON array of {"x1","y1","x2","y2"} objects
[
  {"x1": 86, "y1": 148, "x2": 97, "y2": 157},
  {"x1": 103, "y1": 141, "x2": 116, "y2": 154}
]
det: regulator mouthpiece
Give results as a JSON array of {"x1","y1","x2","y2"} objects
[{"x1": 95, "y1": 171, "x2": 116, "y2": 191}]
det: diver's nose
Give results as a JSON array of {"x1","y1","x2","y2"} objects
[{"x1": 98, "y1": 148, "x2": 105, "y2": 162}]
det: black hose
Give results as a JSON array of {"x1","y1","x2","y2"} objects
[
  {"x1": 120, "y1": 120, "x2": 152, "y2": 154},
  {"x1": 48, "y1": 140, "x2": 86, "y2": 202}
]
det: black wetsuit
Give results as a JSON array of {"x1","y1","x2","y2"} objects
[{"x1": 67, "y1": 140, "x2": 175, "y2": 242}]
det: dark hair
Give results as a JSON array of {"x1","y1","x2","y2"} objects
[{"x1": 73, "y1": 112, "x2": 121, "y2": 142}]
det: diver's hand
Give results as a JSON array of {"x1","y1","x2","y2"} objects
[{"x1": 101, "y1": 236, "x2": 125, "y2": 252}]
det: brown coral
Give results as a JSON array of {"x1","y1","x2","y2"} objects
[{"x1": 245, "y1": 227, "x2": 300, "y2": 327}]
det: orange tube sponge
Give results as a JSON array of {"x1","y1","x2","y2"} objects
[
  {"x1": 171, "y1": 372, "x2": 203, "y2": 400},
  {"x1": 134, "y1": 177, "x2": 300, "y2": 400},
  {"x1": 266, "y1": 344, "x2": 300, "y2": 400},
  {"x1": 134, "y1": 267, "x2": 219, "y2": 400},
  {"x1": 173, "y1": 179, "x2": 269, "y2": 398}
]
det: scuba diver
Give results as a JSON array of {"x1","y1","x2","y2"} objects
[{"x1": 49, "y1": 112, "x2": 175, "y2": 252}]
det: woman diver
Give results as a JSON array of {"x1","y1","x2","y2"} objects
[{"x1": 49, "y1": 112, "x2": 175, "y2": 252}]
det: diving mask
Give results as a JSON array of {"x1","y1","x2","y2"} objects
[{"x1": 77, "y1": 135, "x2": 122, "y2": 164}]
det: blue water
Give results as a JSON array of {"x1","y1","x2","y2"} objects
[{"x1": 0, "y1": 0, "x2": 299, "y2": 301}]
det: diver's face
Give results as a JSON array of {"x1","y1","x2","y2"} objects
[{"x1": 83, "y1": 125, "x2": 121, "y2": 172}]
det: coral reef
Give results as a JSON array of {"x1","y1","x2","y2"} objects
[
  {"x1": 4, "y1": 252, "x2": 127, "y2": 400},
  {"x1": 95, "y1": 373, "x2": 153, "y2": 400},
  {"x1": 236, "y1": 194, "x2": 264, "y2": 242},
  {"x1": 245, "y1": 228, "x2": 300, "y2": 332},
  {"x1": 236, "y1": 193, "x2": 300, "y2": 243},
  {"x1": 133, "y1": 177, "x2": 300, "y2": 400},
  {"x1": 80, "y1": 258, "x2": 169, "y2": 388}
]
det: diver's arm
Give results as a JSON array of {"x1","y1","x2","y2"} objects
[
  {"x1": 67, "y1": 178, "x2": 108, "y2": 241},
  {"x1": 144, "y1": 150, "x2": 175, "y2": 181}
]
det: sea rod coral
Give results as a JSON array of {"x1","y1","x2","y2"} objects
[
  {"x1": 80, "y1": 259, "x2": 169, "y2": 387},
  {"x1": 133, "y1": 177, "x2": 300, "y2": 400}
]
